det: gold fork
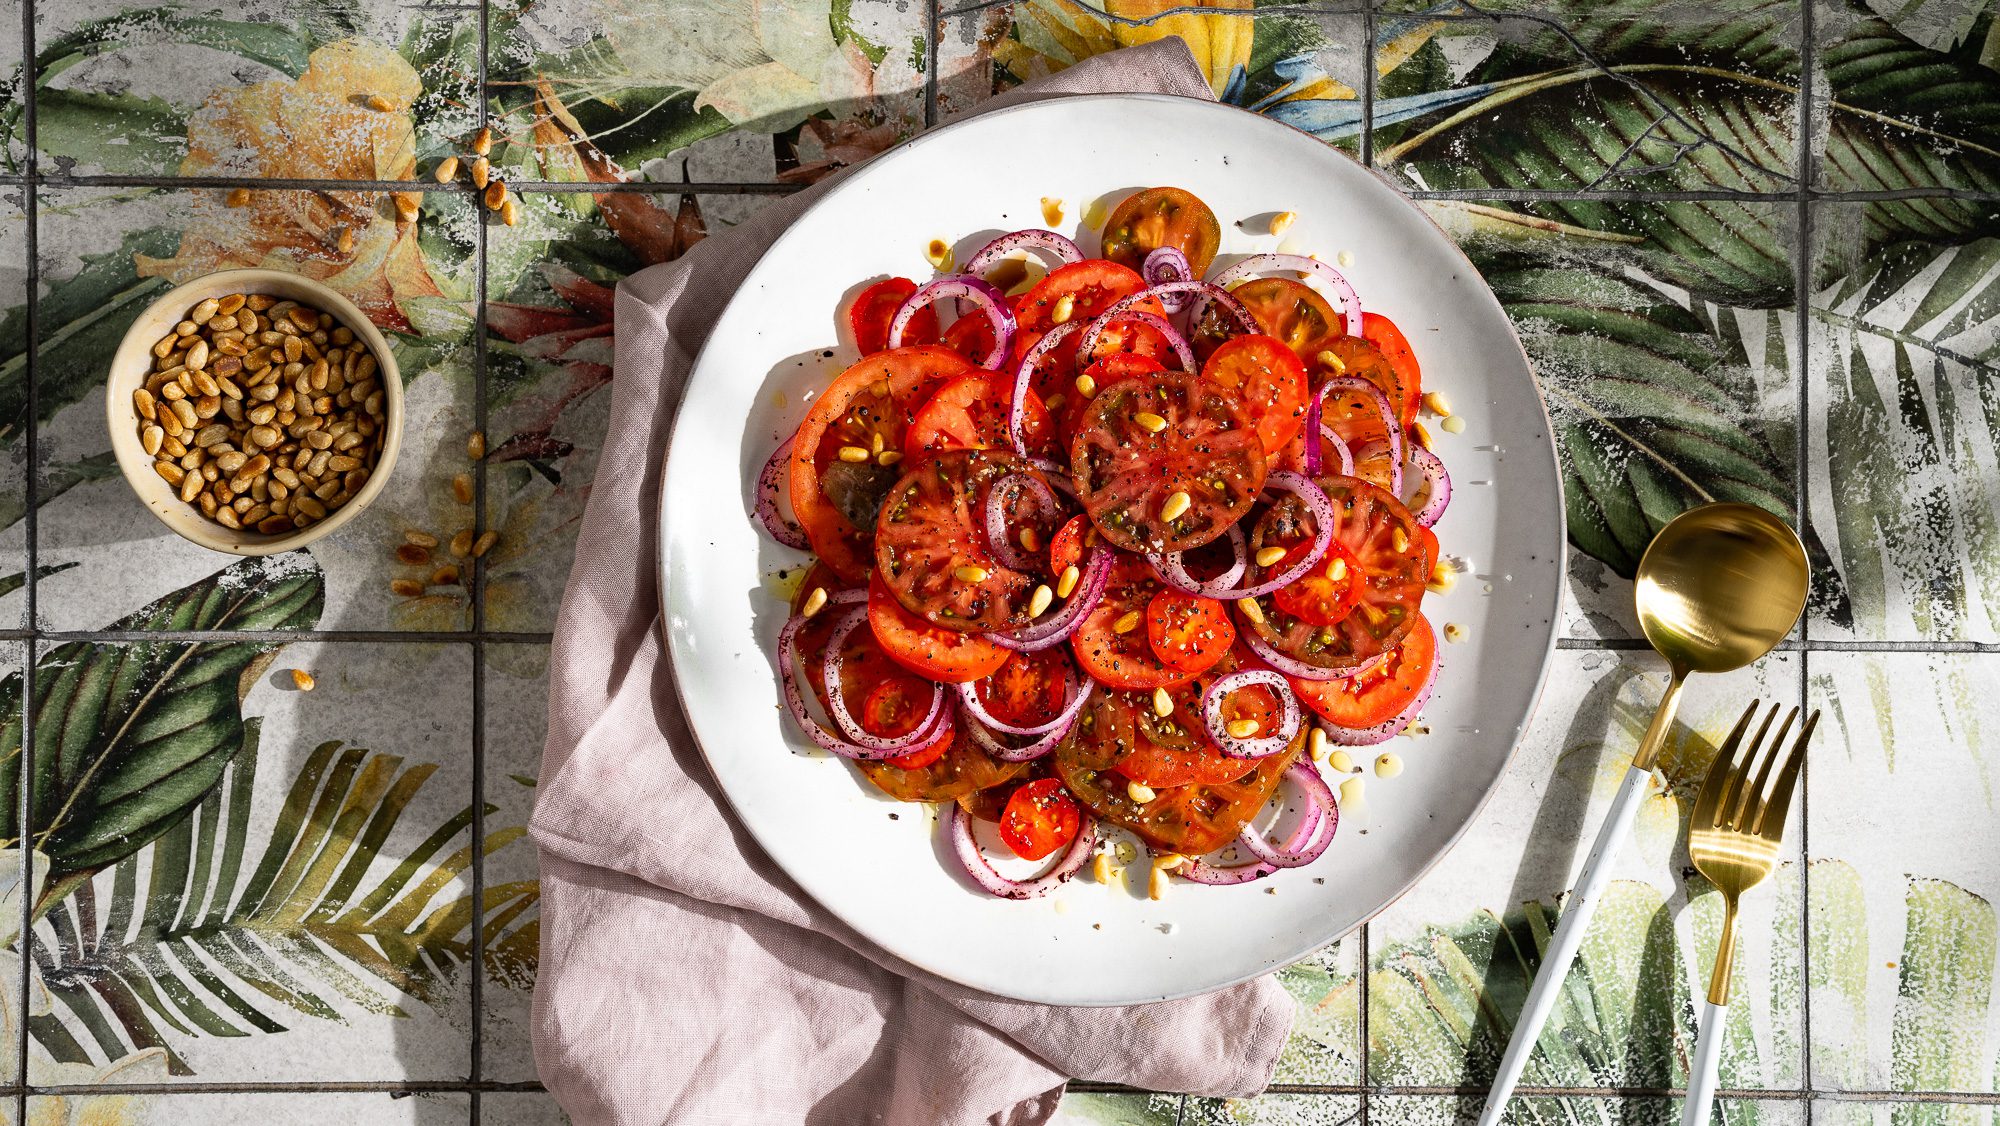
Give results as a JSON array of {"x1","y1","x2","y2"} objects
[{"x1": 1682, "y1": 700, "x2": 1818, "y2": 1126}]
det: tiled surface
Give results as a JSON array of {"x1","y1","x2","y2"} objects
[{"x1": 0, "y1": 0, "x2": 1990, "y2": 1120}]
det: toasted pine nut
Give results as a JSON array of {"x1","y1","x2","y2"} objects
[
  {"x1": 925, "y1": 239, "x2": 952, "y2": 270},
  {"x1": 1126, "y1": 780, "x2": 1157, "y2": 804},
  {"x1": 837, "y1": 445, "x2": 869, "y2": 463},
  {"x1": 801, "y1": 586, "x2": 829, "y2": 618},
  {"x1": 1327, "y1": 557, "x2": 1348, "y2": 581},
  {"x1": 431, "y1": 564, "x2": 461, "y2": 586},
  {"x1": 394, "y1": 193, "x2": 420, "y2": 223},
  {"x1": 1074, "y1": 373, "x2": 1096, "y2": 397},
  {"x1": 140, "y1": 425, "x2": 164, "y2": 455},
  {"x1": 450, "y1": 529, "x2": 474, "y2": 558},
  {"x1": 1225, "y1": 719, "x2": 1261, "y2": 739},
  {"x1": 1159, "y1": 490, "x2": 1191, "y2": 522},
  {"x1": 1151, "y1": 687, "x2": 1173, "y2": 717},
  {"x1": 1018, "y1": 526, "x2": 1039, "y2": 552},
  {"x1": 225, "y1": 188, "x2": 251, "y2": 208},
  {"x1": 453, "y1": 473, "x2": 474, "y2": 504},
  {"x1": 396, "y1": 543, "x2": 432, "y2": 566},
  {"x1": 1316, "y1": 349, "x2": 1345, "y2": 373},
  {"x1": 1148, "y1": 864, "x2": 1170, "y2": 901},
  {"x1": 1236, "y1": 596, "x2": 1265, "y2": 624},
  {"x1": 406, "y1": 529, "x2": 440, "y2": 548},
  {"x1": 484, "y1": 180, "x2": 508, "y2": 211},
  {"x1": 337, "y1": 226, "x2": 356, "y2": 255},
  {"x1": 1050, "y1": 294, "x2": 1076, "y2": 325},
  {"x1": 1133, "y1": 411, "x2": 1168, "y2": 434},
  {"x1": 501, "y1": 197, "x2": 519, "y2": 227},
  {"x1": 434, "y1": 155, "x2": 460, "y2": 183},
  {"x1": 1113, "y1": 610, "x2": 1142, "y2": 635},
  {"x1": 1091, "y1": 853, "x2": 1113, "y2": 883},
  {"x1": 467, "y1": 430, "x2": 486, "y2": 460},
  {"x1": 1056, "y1": 564, "x2": 1080, "y2": 600},
  {"x1": 472, "y1": 531, "x2": 499, "y2": 557},
  {"x1": 876, "y1": 450, "x2": 902, "y2": 467},
  {"x1": 1253, "y1": 546, "x2": 1286, "y2": 568},
  {"x1": 1310, "y1": 726, "x2": 1330, "y2": 762},
  {"x1": 1412, "y1": 421, "x2": 1434, "y2": 451},
  {"x1": 953, "y1": 564, "x2": 989, "y2": 583},
  {"x1": 1028, "y1": 584, "x2": 1053, "y2": 617},
  {"x1": 391, "y1": 578, "x2": 426, "y2": 597},
  {"x1": 1393, "y1": 526, "x2": 1410, "y2": 553},
  {"x1": 291, "y1": 669, "x2": 316, "y2": 691},
  {"x1": 472, "y1": 125, "x2": 493, "y2": 156},
  {"x1": 1423, "y1": 390, "x2": 1451, "y2": 417},
  {"x1": 471, "y1": 155, "x2": 491, "y2": 189},
  {"x1": 1268, "y1": 210, "x2": 1296, "y2": 236}
]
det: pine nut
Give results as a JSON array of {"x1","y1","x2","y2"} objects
[
  {"x1": 431, "y1": 564, "x2": 461, "y2": 586},
  {"x1": 472, "y1": 531, "x2": 498, "y2": 558},
  {"x1": 877, "y1": 450, "x2": 901, "y2": 467},
  {"x1": 1126, "y1": 780, "x2": 1156, "y2": 804},
  {"x1": 801, "y1": 586, "x2": 829, "y2": 618},
  {"x1": 1393, "y1": 526, "x2": 1410, "y2": 553},
  {"x1": 484, "y1": 180, "x2": 508, "y2": 211},
  {"x1": 1148, "y1": 865, "x2": 1170, "y2": 901},
  {"x1": 1160, "y1": 490, "x2": 1191, "y2": 522},
  {"x1": 155, "y1": 461, "x2": 186, "y2": 486},
  {"x1": 1316, "y1": 349, "x2": 1345, "y2": 373},
  {"x1": 467, "y1": 430, "x2": 486, "y2": 460},
  {"x1": 925, "y1": 239, "x2": 952, "y2": 270},
  {"x1": 1019, "y1": 527, "x2": 1040, "y2": 552},
  {"x1": 450, "y1": 529, "x2": 474, "y2": 558},
  {"x1": 1151, "y1": 687, "x2": 1173, "y2": 717},
  {"x1": 394, "y1": 193, "x2": 420, "y2": 224},
  {"x1": 1254, "y1": 546, "x2": 1286, "y2": 568},
  {"x1": 1327, "y1": 557, "x2": 1347, "y2": 581},
  {"x1": 1074, "y1": 374, "x2": 1096, "y2": 397},
  {"x1": 1310, "y1": 726, "x2": 1330, "y2": 762},
  {"x1": 1056, "y1": 565, "x2": 1080, "y2": 600},
  {"x1": 1237, "y1": 596, "x2": 1265, "y2": 624},
  {"x1": 471, "y1": 156, "x2": 491, "y2": 189},
  {"x1": 365, "y1": 93, "x2": 394, "y2": 112},
  {"x1": 1444, "y1": 622, "x2": 1468, "y2": 643},
  {"x1": 837, "y1": 445, "x2": 869, "y2": 463},
  {"x1": 1051, "y1": 294, "x2": 1075, "y2": 325},
  {"x1": 406, "y1": 529, "x2": 439, "y2": 548},
  {"x1": 1114, "y1": 610, "x2": 1142, "y2": 634},
  {"x1": 472, "y1": 125, "x2": 493, "y2": 156},
  {"x1": 1028, "y1": 584, "x2": 1053, "y2": 617},
  {"x1": 434, "y1": 155, "x2": 460, "y2": 183},
  {"x1": 1225, "y1": 719, "x2": 1260, "y2": 739},
  {"x1": 1268, "y1": 210, "x2": 1296, "y2": 236},
  {"x1": 1412, "y1": 421, "x2": 1434, "y2": 451},
  {"x1": 225, "y1": 188, "x2": 250, "y2": 208},
  {"x1": 132, "y1": 388, "x2": 157, "y2": 421},
  {"x1": 954, "y1": 565, "x2": 988, "y2": 583},
  {"x1": 391, "y1": 578, "x2": 426, "y2": 597},
  {"x1": 1133, "y1": 412, "x2": 1168, "y2": 434},
  {"x1": 502, "y1": 197, "x2": 519, "y2": 227},
  {"x1": 1423, "y1": 390, "x2": 1451, "y2": 417},
  {"x1": 140, "y1": 425, "x2": 164, "y2": 455},
  {"x1": 291, "y1": 669, "x2": 316, "y2": 691}
]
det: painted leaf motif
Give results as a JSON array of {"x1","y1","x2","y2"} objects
[{"x1": 0, "y1": 555, "x2": 325, "y2": 885}]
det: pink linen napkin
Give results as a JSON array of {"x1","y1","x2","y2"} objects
[{"x1": 531, "y1": 39, "x2": 1293, "y2": 1125}]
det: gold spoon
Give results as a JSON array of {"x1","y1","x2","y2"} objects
[{"x1": 1476, "y1": 503, "x2": 1808, "y2": 1126}]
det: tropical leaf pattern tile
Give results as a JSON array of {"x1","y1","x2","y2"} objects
[{"x1": 0, "y1": 0, "x2": 1989, "y2": 1119}]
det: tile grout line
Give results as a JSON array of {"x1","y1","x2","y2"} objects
[
  {"x1": 1360, "y1": 0, "x2": 1376, "y2": 170},
  {"x1": 925, "y1": 0, "x2": 941, "y2": 128},
  {"x1": 17, "y1": 0, "x2": 37, "y2": 1106},
  {"x1": 1357, "y1": 923, "x2": 1372, "y2": 1125},
  {"x1": 1793, "y1": 0, "x2": 1817, "y2": 1112},
  {"x1": 470, "y1": 0, "x2": 494, "y2": 1113}
]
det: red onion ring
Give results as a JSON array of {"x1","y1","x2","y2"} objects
[
  {"x1": 956, "y1": 659, "x2": 1085, "y2": 738},
  {"x1": 1405, "y1": 443, "x2": 1452, "y2": 528},
  {"x1": 1317, "y1": 377, "x2": 1402, "y2": 495},
  {"x1": 756, "y1": 435, "x2": 810, "y2": 550},
  {"x1": 1099, "y1": 281, "x2": 1259, "y2": 340},
  {"x1": 948, "y1": 803, "x2": 1096, "y2": 899},
  {"x1": 1148, "y1": 524, "x2": 1247, "y2": 598},
  {"x1": 1237, "y1": 762, "x2": 1338, "y2": 868},
  {"x1": 964, "y1": 229, "x2": 1083, "y2": 277},
  {"x1": 822, "y1": 607, "x2": 949, "y2": 751},
  {"x1": 1298, "y1": 391, "x2": 1356, "y2": 478},
  {"x1": 983, "y1": 473, "x2": 1060, "y2": 571},
  {"x1": 1209, "y1": 253, "x2": 1362, "y2": 337},
  {"x1": 1008, "y1": 319, "x2": 1085, "y2": 457},
  {"x1": 986, "y1": 544, "x2": 1113, "y2": 651},
  {"x1": 1141, "y1": 247, "x2": 1194, "y2": 312},
  {"x1": 1180, "y1": 793, "x2": 1332, "y2": 885},
  {"x1": 1201, "y1": 668, "x2": 1302, "y2": 758},
  {"x1": 778, "y1": 592, "x2": 933, "y2": 760},
  {"x1": 1076, "y1": 309, "x2": 1197, "y2": 373},
  {"x1": 1161, "y1": 472, "x2": 1336, "y2": 603},
  {"x1": 1324, "y1": 648, "x2": 1440, "y2": 746},
  {"x1": 889, "y1": 275, "x2": 1016, "y2": 369},
  {"x1": 1242, "y1": 628, "x2": 1371, "y2": 682},
  {"x1": 960, "y1": 680, "x2": 1094, "y2": 760}
]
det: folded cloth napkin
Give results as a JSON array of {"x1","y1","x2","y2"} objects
[{"x1": 531, "y1": 39, "x2": 1294, "y2": 1126}]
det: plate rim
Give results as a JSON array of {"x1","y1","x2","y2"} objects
[{"x1": 655, "y1": 91, "x2": 1568, "y2": 1005}]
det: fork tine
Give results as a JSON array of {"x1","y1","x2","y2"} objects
[
  {"x1": 1750, "y1": 709, "x2": 1818, "y2": 839},
  {"x1": 1717, "y1": 703, "x2": 1781, "y2": 830},
  {"x1": 1693, "y1": 700, "x2": 1761, "y2": 828},
  {"x1": 1735, "y1": 706, "x2": 1799, "y2": 829}
]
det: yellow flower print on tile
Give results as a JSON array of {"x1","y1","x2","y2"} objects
[
  {"x1": 27, "y1": 1049, "x2": 172, "y2": 1126},
  {"x1": 1009, "y1": 0, "x2": 1253, "y2": 97},
  {"x1": 133, "y1": 39, "x2": 443, "y2": 333}
]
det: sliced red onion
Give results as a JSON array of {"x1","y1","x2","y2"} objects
[
  {"x1": 1165, "y1": 472, "x2": 1336, "y2": 604},
  {"x1": 1299, "y1": 392, "x2": 1356, "y2": 478},
  {"x1": 1099, "y1": 281, "x2": 1259, "y2": 341},
  {"x1": 1210, "y1": 253, "x2": 1362, "y2": 337},
  {"x1": 948, "y1": 803, "x2": 1096, "y2": 899},
  {"x1": 1148, "y1": 524, "x2": 1247, "y2": 598},
  {"x1": 1324, "y1": 649, "x2": 1439, "y2": 746},
  {"x1": 1242, "y1": 628, "x2": 1378, "y2": 682},
  {"x1": 961, "y1": 681, "x2": 1093, "y2": 761},
  {"x1": 964, "y1": 229, "x2": 1083, "y2": 277},
  {"x1": 1318, "y1": 377, "x2": 1402, "y2": 495},
  {"x1": 1180, "y1": 793, "x2": 1331, "y2": 885},
  {"x1": 1076, "y1": 309, "x2": 1196, "y2": 373},
  {"x1": 756, "y1": 434, "x2": 810, "y2": 550},
  {"x1": 1009, "y1": 319, "x2": 1085, "y2": 457},
  {"x1": 779, "y1": 592, "x2": 929, "y2": 760},
  {"x1": 1142, "y1": 247, "x2": 1194, "y2": 312},
  {"x1": 822, "y1": 607, "x2": 949, "y2": 751},
  {"x1": 890, "y1": 275, "x2": 1016, "y2": 369},
  {"x1": 1238, "y1": 762, "x2": 1338, "y2": 868},
  {"x1": 1202, "y1": 669, "x2": 1302, "y2": 758},
  {"x1": 984, "y1": 473, "x2": 1061, "y2": 571},
  {"x1": 956, "y1": 660, "x2": 1085, "y2": 737},
  {"x1": 986, "y1": 543, "x2": 1113, "y2": 652},
  {"x1": 1405, "y1": 442, "x2": 1451, "y2": 528}
]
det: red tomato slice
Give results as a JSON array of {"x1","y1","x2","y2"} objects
[
  {"x1": 974, "y1": 646, "x2": 1073, "y2": 728},
  {"x1": 866, "y1": 575, "x2": 1011, "y2": 683},
  {"x1": 1318, "y1": 333, "x2": 1413, "y2": 433},
  {"x1": 849, "y1": 278, "x2": 936, "y2": 356},
  {"x1": 1200, "y1": 334, "x2": 1308, "y2": 454},
  {"x1": 1360, "y1": 311, "x2": 1422, "y2": 426},
  {"x1": 1081, "y1": 689, "x2": 1256, "y2": 788},
  {"x1": 1047, "y1": 513, "x2": 1092, "y2": 581},
  {"x1": 1101, "y1": 187, "x2": 1223, "y2": 277},
  {"x1": 906, "y1": 371, "x2": 1053, "y2": 457},
  {"x1": 875, "y1": 448, "x2": 1044, "y2": 632},
  {"x1": 1085, "y1": 314, "x2": 1182, "y2": 370},
  {"x1": 1272, "y1": 539, "x2": 1363, "y2": 627},
  {"x1": 1071, "y1": 553, "x2": 1196, "y2": 691},
  {"x1": 1202, "y1": 277, "x2": 1341, "y2": 363},
  {"x1": 1144, "y1": 591, "x2": 1235, "y2": 676},
  {"x1": 1293, "y1": 615, "x2": 1437, "y2": 730},
  {"x1": 1016, "y1": 260, "x2": 1157, "y2": 335},
  {"x1": 998, "y1": 777, "x2": 1081, "y2": 861},
  {"x1": 790, "y1": 346, "x2": 974, "y2": 581},
  {"x1": 1070, "y1": 370, "x2": 1267, "y2": 554},
  {"x1": 861, "y1": 677, "x2": 954, "y2": 769}
]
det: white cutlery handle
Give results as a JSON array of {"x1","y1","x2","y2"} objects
[
  {"x1": 1682, "y1": 1000, "x2": 1727, "y2": 1126},
  {"x1": 1475, "y1": 762, "x2": 1655, "y2": 1126}
]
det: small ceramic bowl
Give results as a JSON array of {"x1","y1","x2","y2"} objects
[{"x1": 105, "y1": 268, "x2": 403, "y2": 556}]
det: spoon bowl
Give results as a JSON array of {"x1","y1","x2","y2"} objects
[{"x1": 1635, "y1": 503, "x2": 1809, "y2": 675}]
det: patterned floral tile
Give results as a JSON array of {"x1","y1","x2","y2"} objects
[
  {"x1": 0, "y1": 186, "x2": 31, "y2": 627},
  {"x1": 18, "y1": 185, "x2": 479, "y2": 633},
  {"x1": 1370, "y1": 2, "x2": 1803, "y2": 194},
  {"x1": 1054, "y1": 1091, "x2": 1186, "y2": 1125},
  {"x1": 1812, "y1": 1099, "x2": 2000, "y2": 1126},
  {"x1": 1804, "y1": 652, "x2": 2000, "y2": 1095},
  {"x1": 1370, "y1": 1094, "x2": 1805, "y2": 1126},
  {"x1": 23, "y1": 638, "x2": 487, "y2": 1084},
  {"x1": 1424, "y1": 198, "x2": 1801, "y2": 639},
  {"x1": 0, "y1": 645, "x2": 24, "y2": 1086},
  {"x1": 1272, "y1": 934, "x2": 1361, "y2": 1086},
  {"x1": 1368, "y1": 648, "x2": 1806, "y2": 1091},
  {"x1": 25, "y1": 0, "x2": 480, "y2": 180},
  {"x1": 25, "y1": 1090, "x2": 469, "y2": 1125},
  {"x1": 486, "y1": 0, "x2": 929, "y2": 189},
  {"x1": 479, "y1": 643, "x2": 549, "y2": 1083},
  {"x1": 1806, "y1": 202, "x2": 2000, "y2": 643},
  {"x1": 936, "y1": 0, "x2": 1366, "y2": 142},
  {"x1": 1186, "y1": 1092, "x2": 1358, "y2": 1126}
]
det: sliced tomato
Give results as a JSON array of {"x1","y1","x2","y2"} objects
[
  {"x1": 1360, "y1": 312, "x2": 1422, "y2": 425},
  {"x1": 998, "y1": 777, "x2": 1082, "y2": 860},
  {"x1": 860, "y1": 676, "x2": 953, "y2": 769},
  {"x1": 1070, "y1": 370, "x2": 1267, "y2": 554},
  {"x1": 1200, "y1": 333, "x2": 1308, "y2": 454},
  {"x1": 875, "y1": 448, "x2": 1044, "y2": 632},
  {"x1": 1047, "y1": 513, "x2": 1093, "y2": 581},
  {"x1": 1243, "y1": 475, "x2": 1429, "y2": 673},
  {"x1": 1055, "y1": 732, "x2": 1300, "y2": 855},
  {"x1": 1203, "y1": 277, "x2": 1341, "y2": 363},
  {"x1": 974, "y1": 645, "x2": 1073, "y2": 729},
  {"x1": 1062, "y1": 689, "x2": 1254, "y2": 788},
  {"x1": 860, "y1": 728, "x2": 1030, "y2": 802},
  {"x1": 1016, "y1": 259, "x2": 1156, "y2": 335},
  {"x1": 867, "y1": 574, "x2": 1010, "y2": 682},
  {"x1": 1071, "y1": 553, "x2": 1195, "y2": 691},
  {"x1": 1083, "y1": 312, "x2": 1183, "y2": 370},
  {"x1": 906, "y1": 371, "x2": 1053, "y2": 457},
  {"x1": 790, "y1": 346, "x2": 974, "y2": 581},
  {"x1": 849, "y1": 277, "x2": 936, "y2": 356},
  {"x1": 1294, "y1": 615, "x2": 1437, "y2": 731},
  {"x1": 1272, "y1": 539, "x2": 1363, "y2": 627},
  {"x1": 1144, "y1": 591, "x2": 1235, "y2": 676},
  {"x1": 1063, "y1": 352, "x2": 1164, "y2": 446},
  {"x1": 1318, "y1": 333, "x2": 1412, "y2": 432},
  {"x1": 940, "y1": 311, "x2": 997, "y2": 365},
  {"x1": 1101, "y1": 187, "x2": 1223, "y2": 277}
]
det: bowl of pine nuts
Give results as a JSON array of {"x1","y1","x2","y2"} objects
[{"x1": 106, "y1": 269, "x2": 403, "y2": 555}]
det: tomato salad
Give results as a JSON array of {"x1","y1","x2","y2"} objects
[{"x1": 757, "y1": 188, "x2": 1454, "y2": 900}]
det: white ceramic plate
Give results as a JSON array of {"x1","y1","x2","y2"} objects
[{"x1": 660, "y1": 94, "x2": 1564, "y2": 1006}]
